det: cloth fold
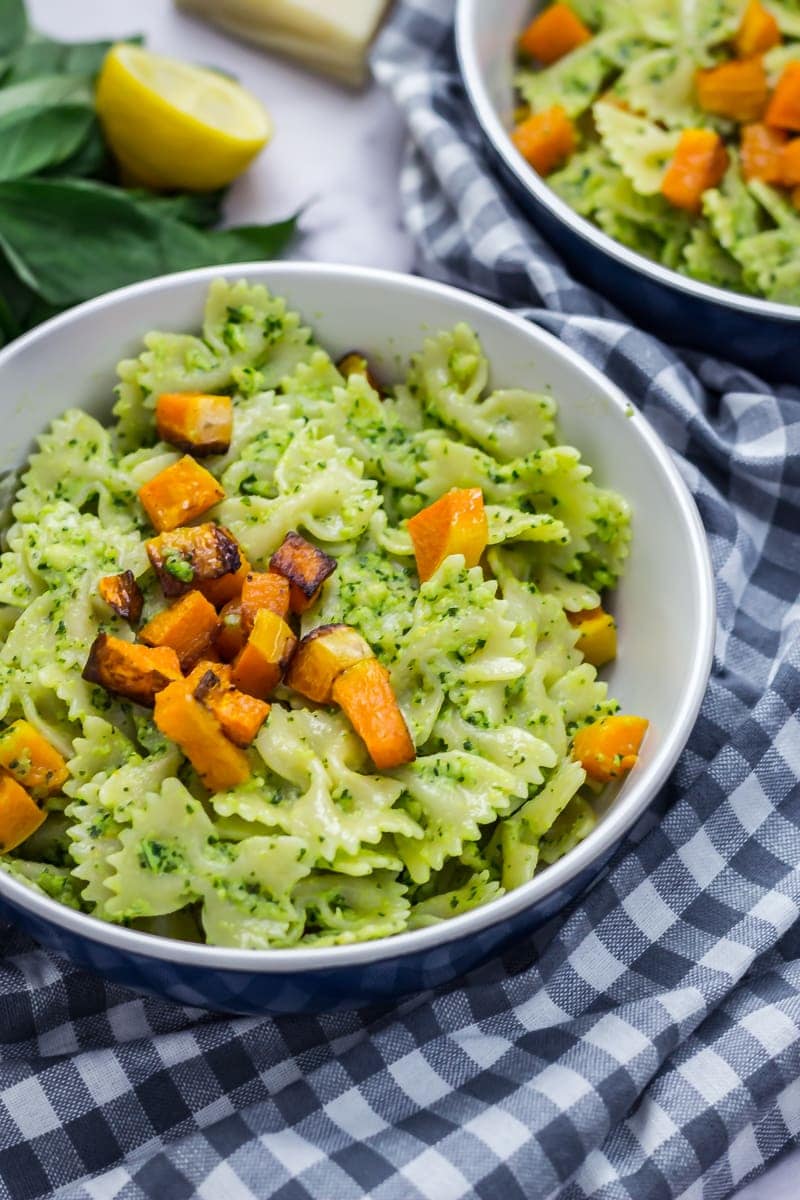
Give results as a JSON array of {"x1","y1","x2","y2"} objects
[{"x1": 1, "y1": 2, "x2": 800, "y2": 1198}]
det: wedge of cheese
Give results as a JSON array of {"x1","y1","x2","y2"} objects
[{"x1": 176, "y1": 0, "x2": 392, "y2": 87}]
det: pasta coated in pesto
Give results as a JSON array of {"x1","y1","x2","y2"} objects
[
  {"x1": 0, "y1": 279, "x2": 634, "y2": 948},
  {"x1": 515, "y1": 0, "x2": 800, "y2": 304}
]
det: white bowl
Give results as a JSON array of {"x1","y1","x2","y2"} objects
[{"x1": 0, "y1": 264, "x2": 715, "y2": 1012}]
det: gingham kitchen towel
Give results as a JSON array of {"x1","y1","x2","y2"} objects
[{"x1": 2, "y1": 5, "x2": 800, "y2": 1200}]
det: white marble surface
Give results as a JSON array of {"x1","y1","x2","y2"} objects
[{"x1": 24, "y1": 3, "x2": 800, "y2": 1196}]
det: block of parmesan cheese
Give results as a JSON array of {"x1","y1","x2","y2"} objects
[{"x1": 175, "y1": 0, "x2": 392, "y2": 87}]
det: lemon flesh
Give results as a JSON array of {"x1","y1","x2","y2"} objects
[{"x1": 96, "y1": 44, "x2": 272, "y2": 191}]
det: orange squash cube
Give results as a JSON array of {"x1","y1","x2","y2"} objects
[
  {"x1": 740, "y1": 122, "x2": 787, "y2": 181},
  {"x1": 332, "y1": 658, "x2": 415, "y2": 771},
  {"x1": 82, "y1": 634, "x2": 181, "y2": 707},
  {"x1": 519, "y1": 3, "x2": 592, "y2": 64},
  {"x1": 240, "y1": 571, "x2": 291, "y2": 631},
  {"x1": 286, "y1": 624, "x2": 374, "y2": 704},
  {"x1": 735, "y1": 0, "x2": 780, "y2": 57},
  {"x1": 154, "y1": 681, "x2": 251, "y2": 792},
  {"x1": 779, "y1": 136, "x2": 800, "y2": 184},
  {"x1": 198, "y1": 555, "x2": 250, "y2": 608},
  {"x1": 765, "y1": 62, "x2": 800, "y2": 130},
  {"x1": 215, "y1": 600, "x2": 248, "y2": 662},
  {"x1": 231, "y1": 608, "x2": 297, "y2": 699},
  {"x1": 146, "y1": 524, "x2": 242, "y2": 598},
  {"x1": 336, "y1": 352, "x2": 384, "y2": 395},
  {"x1": 661, "y1": 129, "x2": 729, "y2": 212},
  {"x1": 269, "y1": 532, "x2": 337, "y2": 614},
  {"x1": 695, "y1": 57, "x2": 768, "y2": 122},
  {"x1": 190, "y1": 664, "x2": 270, "y2": 747},
  {"x1": 566, "y1": 606, "x2": 617, "y2": 667},
  {"x1": 511, "y1": 105, "x2": 576, "y2": 175},
  {"x1": 139, "y1": 590, "x2": 220, "y2": 670},
  {"x1": 572, "y1": 714, "x2": 649, "y2": 783},
  {"x1": 0, "y1": 772, "x2": 45, "y2": 854},
  {"x1": 156, "y1": 392, "x2": 233, "y2": 457},
  {"x1": 98, "y1": 571, "x2": 143, "y2": 625},
  {"x1": 407, "y1": 487, "x2": 489, "y2": 582},
  {"x1": 0, "y1": 721, "x2": 68, "y2": 798},
  {"x1": 138, "y1": 456, "x2": 225, "y2": 533}
]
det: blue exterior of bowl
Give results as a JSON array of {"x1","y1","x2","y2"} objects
[{"x1": 0, "y1": 842, "x2": 614, "y2": 1013}]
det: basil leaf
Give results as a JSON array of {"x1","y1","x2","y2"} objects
[
  {"x1": 127, "y1": 188, "x2": 226, "y2": 229},
  {"x1": 4, "y1": 35, "x2": 142, "y2": 84},
  {"x1": 0, "y1": 74, "x2": 93, "y2": 120},
  {"x1": 42, "y1": 122, "x2": 107, "y2": 179},
  {"x1": 0, "y1": 0, "x2": 26, "y2": 58},
  {"x1": 0, "y1": 106, "x2": 96, "y2": 182},
  {"x1": 0, "y1": 179, "x2": 296, "y2": 306}
]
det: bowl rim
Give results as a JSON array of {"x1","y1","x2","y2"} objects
[
  {"x1": 0, "y1": 261, "x2": 716, "y2": 973},
  {"x1": 455, "y1": 0, "x2": 800, "y2": 325}
]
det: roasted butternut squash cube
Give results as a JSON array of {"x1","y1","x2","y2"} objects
[
  {"x1": 740, "y1": 122, "x2": 787, "y2": 181},
  {"x1": 519, "y1": 3, "x2": 592, "y2": 64},
  {"x1": 156, "y1": 392, "x2": 233, "y2": 456},
  {"x1": 0, "y1": 772, "x2": 45, "y2": 854},
  {"x1": 407, "y1": 487, "x2": 488, "y2": 582},
  {"x1": 240, "y1": 571, "x2": 291, "y2": 630},
  {"x1": 269, "y1": 531, "x2": 337, "y2": 614},
  {"x1": 0, "y1": 720, "x2": 68, "y2": 798},
  {"x1": 332, "y1": 657, "x2": 415, "y2": 770},
  {"x1": 198, "y1": 555, "x2": 250, "y2": 608},
  {"x1": 98, "y1": 570, "x2": 143, "y2": 625},
  {"x1": 511, "y1": 105, "x2": 576, "y2": 175},
  {"x1": 231, "y1": 608, "x2": 297, "y2": 699},
  {"x1": 336, "y1": 351, "x2": 383, "y2": 395},
  {"x1": 139, "y1": 590, "x2": 219, "y2": 670},
  {"x1": 138, "y1": 455, "x2": 225, "y2": 532},
  {"x1": 286, "y1": 624, "x2": 374, "y2": 704},
  {"x1": 567, "y1": 606, "x2": 617, "y2": 667},
  {"x1": 765, "y1": 62, "x2": 800, "y2": 130},
  {"x1": 695, "y1": 58, "x2": 768, "y2": 123},
  {"x1": 215, "y1": 599, "x2": 247, "y2": 661},
  {"x1": 146, "y1": 523, "x2": 242, "y2": 597},
  {"x1": 82, "y1": 634, "x2": 181, "y2": 707},
  {"x1": 735, "y1": 0, "x2": 781, "y2": 57},
  {"x1": 154, "y1": 680, "x2": 251, "y2": 792},
  {"x1": 661, "y1": 129, "x2": 729, "y2": 212},
  {"x1": 779, "y1": 136, "x2": 800, "y2": 183},
  {"x1": 190, "y1": 665, "x2": 270, "y2": 747},
  {"x1": 572, "y1": 715, "x2": 649, "y2": 783}
]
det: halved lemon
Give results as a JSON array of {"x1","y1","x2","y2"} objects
[{"x1": 96, "y1": 43, "x2": 272, "y2": 192}]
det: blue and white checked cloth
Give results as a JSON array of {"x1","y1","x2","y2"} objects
[{"x1": 2, "y1": 2, "x2": 800, "y2": 1197}]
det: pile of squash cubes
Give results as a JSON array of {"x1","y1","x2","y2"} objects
[{"x1": 81, "y1": 386, "x2": 422, "y2": 794}]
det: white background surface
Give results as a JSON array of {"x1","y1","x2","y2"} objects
[{"x1": 26, "y1": 2, "x2": 800, "y2": 1195}]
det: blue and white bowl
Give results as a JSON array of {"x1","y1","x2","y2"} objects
[
  {"x1": 0, "y1": 263, "x2": 714, "y2": 1013},
  {"x1": 456, "y1": 0, "x2": 800, "y2": 382}
]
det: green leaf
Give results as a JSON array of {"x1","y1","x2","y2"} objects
[
  {"x1": 210, "y1": 219, "x2": 302, "y2": 260},
  {"x1": 127, "y1": 188, "x2": 226, "y2": 229},
  {"x1": 0, "y1": 74, "x2": 94, "y2": 120},
  {"x1": 0, "y1": 179, "x2": 297, "y2": 307},
  {"x1": 0, "y1": 106, "x2": 96, "y2": 182},
  {"x1": 42, "y1": 123, "x2": 108, "y2": 179},
  {"x1": 3, "y1": 35, "x2": 142, "y2": 84},
  {"x1": 0, "y1": 0, "x2": 26, "y2": 58}
]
